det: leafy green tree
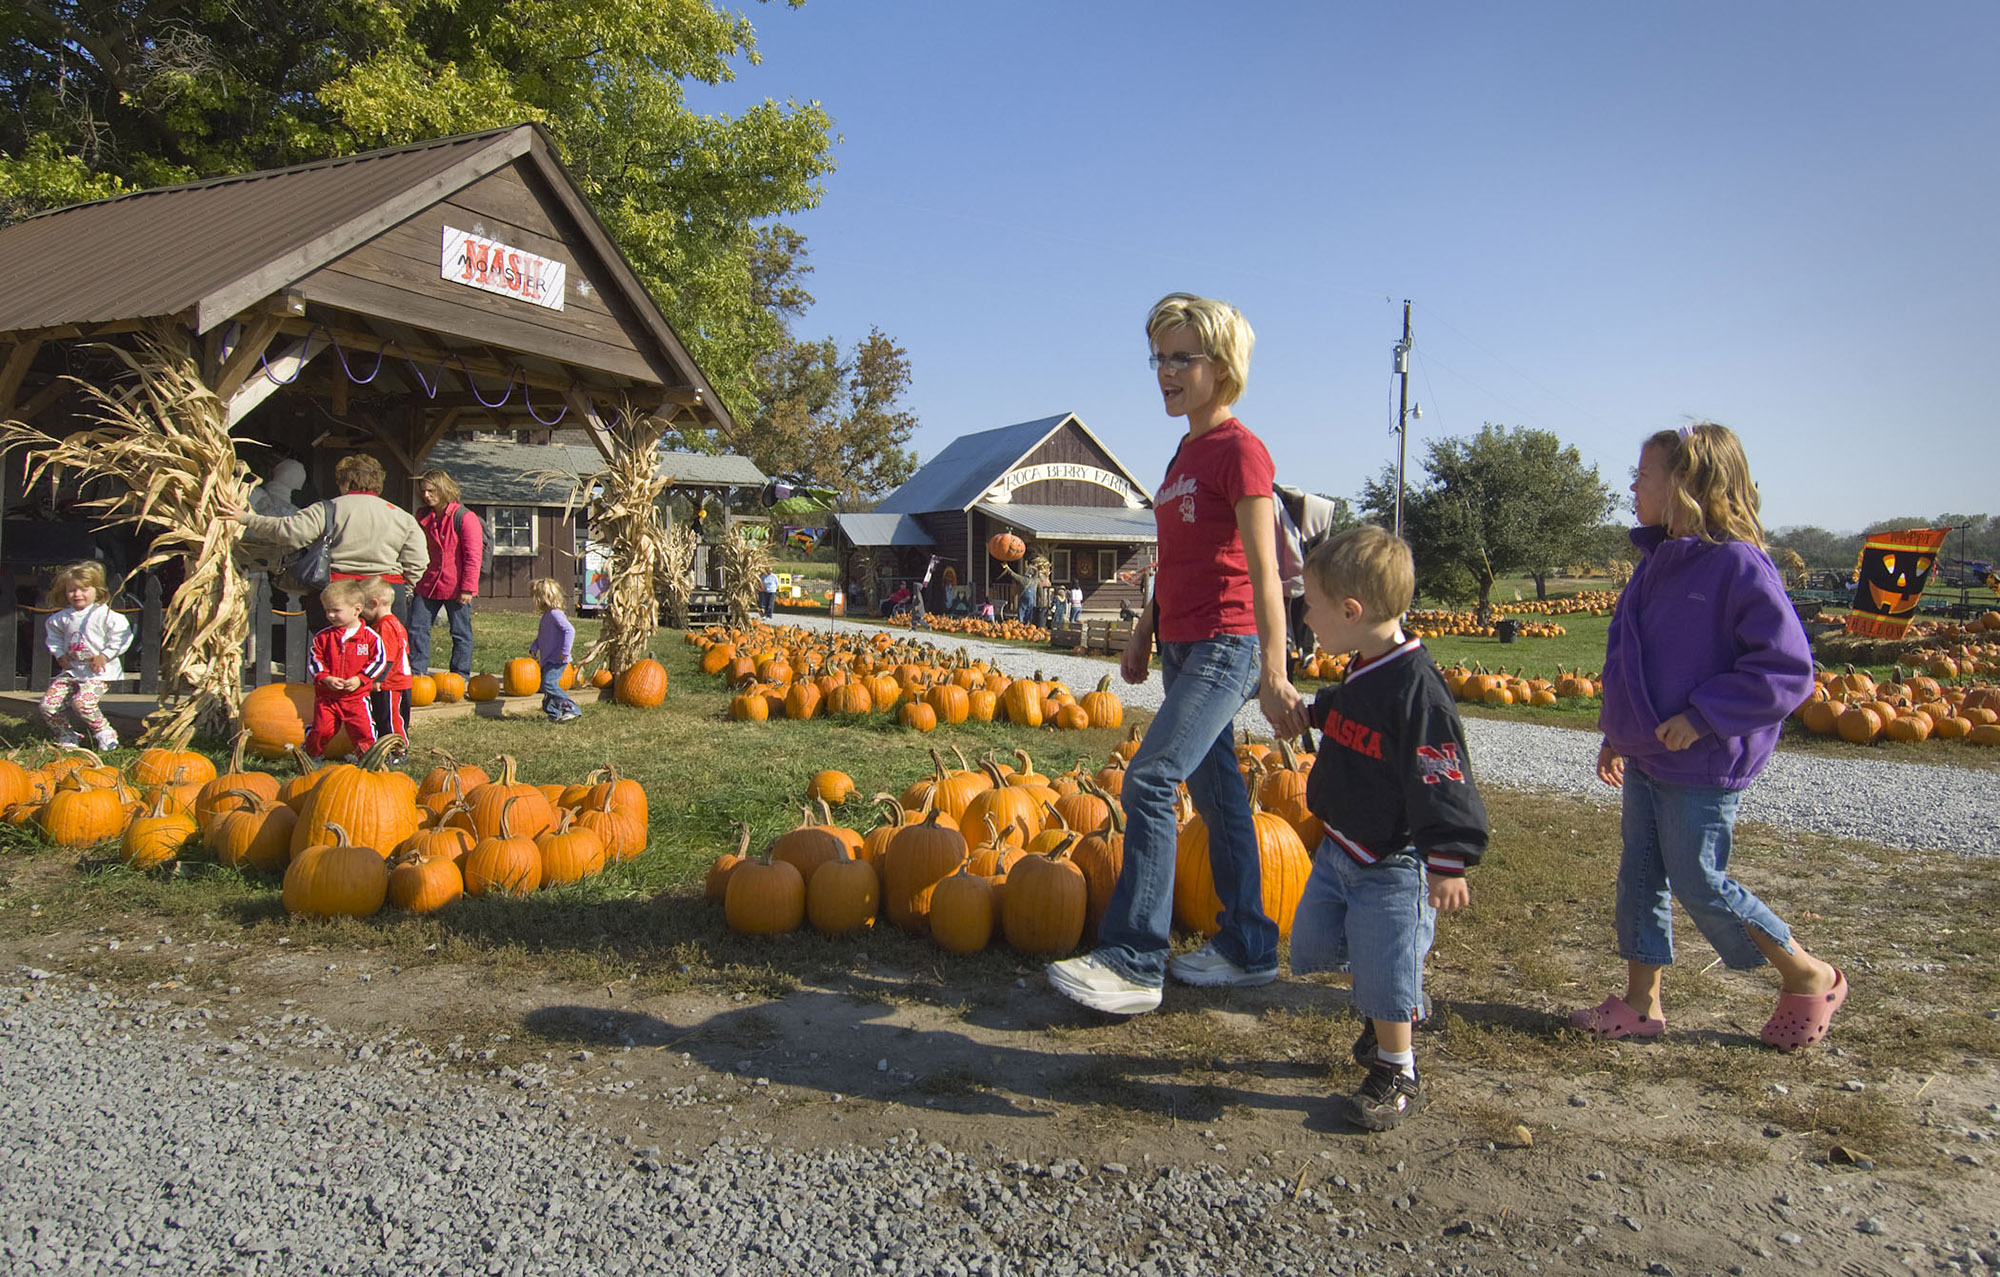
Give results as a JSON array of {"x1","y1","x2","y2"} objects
[
  {"x1": 747, "y1": 327, "x2": 919, "y2": 505},
  {"x1": 1, "y1": 0, "x2": 833, "y2": 426},
  {"x1": 1362, "y1": 423, "x2": 1615, "y2": 616}
]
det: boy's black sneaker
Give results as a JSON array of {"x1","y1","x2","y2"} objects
[{"x1": 1347, "y1": 1065, "x2": 1424, "y2": 1131}]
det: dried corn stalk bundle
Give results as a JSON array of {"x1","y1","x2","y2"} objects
[
  {"x1": 714, "y1": 524, "x2": 772, "y2": 631},
  {"x1": 575, "y1": 406, "x2": 672, "y2": 676},
  {"x1": 0, "y1": 326, "x2": 251, "y2": 746},
  {"x1": 657, "y1": 523, "x2": 699, "y2": 629},
  {"x1": 850, "y1": 552, "x2": 878, "y2": 608}
]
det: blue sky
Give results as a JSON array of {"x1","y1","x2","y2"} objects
[{"x1": 687, "y1": 1, "x2": 1999, "y2": 532}]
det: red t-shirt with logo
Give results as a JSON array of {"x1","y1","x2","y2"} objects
[{"x1": 1151, "y1": 418, "x2": 1275, "y2": 642}]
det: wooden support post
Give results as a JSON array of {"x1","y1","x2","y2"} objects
[
  {"x1": 568, "y1": 387, "x2": 617, "y2": 463},
  {"x1": 412, "y1": 408, "x2": 463, "y2": 466},
  {"x1": 29, "y1": 613, "x2": 51, "y2": 690},
  {"x1": 0, "y1": 589, "x2": 16, "y2": 692},
  {"x1": 0, "y1": 339, "x2": 42, "y2": 416},
  {"x1": 211, "y1": 313, "x2": 286, "y2": 402},
  {"x1": 137, "y1": 575, "x2": 163, "y2": 695},
  {"x1": 283, "y1": 593, "x2": 308, "y2": 683}
]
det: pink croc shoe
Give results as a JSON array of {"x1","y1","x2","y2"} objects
[
  {"x1": 1761, "y1": 969, "x2": 1849, "y2": 1051},
  {"x1": 1567, "y1": 995, "x2": 1665, "y2": 1041}
]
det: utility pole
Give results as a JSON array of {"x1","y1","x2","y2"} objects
[{"x1": 1392, "y1": 300, "x2": 1413, "y2": 540}]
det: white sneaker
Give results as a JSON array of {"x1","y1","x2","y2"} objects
[
  {"x1": 1168, "y1": 942, "x2": 1278, "y2": 988},
  {"x1": 1046, "y1": 953, "x2": 1162, "y2": 1015},
  {"x1": 92, "y1": 730, "x2": 119, "y2": 751}
]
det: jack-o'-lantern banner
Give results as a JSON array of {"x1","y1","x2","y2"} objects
[{"x1": 1846, "y1": 527, "x2": 1949, "y2": 639}]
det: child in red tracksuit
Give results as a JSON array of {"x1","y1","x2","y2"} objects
[
  {"x1": 362, "y1": 577, "x2": 413, "y2": 740},
  {"x1": 307, "y1": 580, "x2": 386, "y2": 757}
]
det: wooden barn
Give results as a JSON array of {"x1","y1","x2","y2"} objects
[{"x1": 830, "y1": 413, "x2": 1156, "y2": 618}]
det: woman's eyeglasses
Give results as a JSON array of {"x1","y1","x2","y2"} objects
[{"x1": 1147, "y1": 352, "x2": 1210, "y2": 372}]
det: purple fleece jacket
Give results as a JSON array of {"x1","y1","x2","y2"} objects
[{"x1": 1598, "y1": 526, "x2": 1813, "y2": 790}]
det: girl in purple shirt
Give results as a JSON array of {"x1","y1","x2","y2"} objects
[
  {"x1": 529, "y1": 577, "x2": 580, "y2": 724},
  {"x1": 1572, "y1": 423, "x2": 1846, "y2": 1051}
]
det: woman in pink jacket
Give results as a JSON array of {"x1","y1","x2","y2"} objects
[{"x1": 409, "y1": 469, "x2": 483, "y2": 678}]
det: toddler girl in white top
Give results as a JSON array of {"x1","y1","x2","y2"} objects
[{"x1": 38, "y1": 561, "x2": 134, "y2": 750}]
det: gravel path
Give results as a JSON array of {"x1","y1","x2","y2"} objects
[
  {"x1": 1, "y1": 971, "x2": 1504, "y2": 1275},
  {"x1": 816, "y1": 617, "x2": 2000, "y2": 857}
]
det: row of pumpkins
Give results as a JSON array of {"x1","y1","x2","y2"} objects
[
  {"x1": 235, "y1": 658, "x2": 672, "y2": 758},
  {"x1": 1404, "y1": 609, "x2": 1569, "y2": 640},
  {"x1": 881, "y1": 614, "x2": 1051, "y2": 642},
  {"x1": 710, "y1": 738, "x2": 1320, "y2": 958},
  {"x1": 696, "y1": 624, "x2": 1125, "y2": 732},
  {"x1": 0, "y1": 738, "x2": 650, "y2": 917},
  {"x1": 1796, "y1": 668, "x2": 2000, "y2": 745},
  {"x1": 1444, "y1": 665, "x2": 1601, "y2": 707}
]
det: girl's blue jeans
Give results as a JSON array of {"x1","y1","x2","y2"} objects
[
  {"x1": 1095, "y1": 634, "x2": 1279, "y2": 986},
  {"x1": 539, "y1": 660, "x2": 580, "y2": 721},
  {"x1": 1615, "y1": 767, "x2": 1792, "y2": 970}
]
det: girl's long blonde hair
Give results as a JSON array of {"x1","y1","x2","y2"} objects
[
  {"x1": 47, "y1": 560, "x2": 111, "y2": 607},
  {"x1": 1644, "y1": 422, "x2": 1766, "y2": 549},
  {"x1": 531, "y1": 577, "x2": 564, "y2": 612}
]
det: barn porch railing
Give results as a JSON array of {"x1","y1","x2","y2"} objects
[{"x1": 1, "y1": 574, "x2": 310, "y2": 696}]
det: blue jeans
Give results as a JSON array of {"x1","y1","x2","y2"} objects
[
  {"x1": 1291, "y1": 844, "x2": 1437, "y2": 1023},
  {"x1": 407, "y1": 593, "x2": 474, "y2": 677},
  {"x1": 540, "y1": 661, "x2": 580, "y2": 721},
  {"x1": 1615, "y1": 767, "x2": 1792, "y2": 970},
  {"x1": 1095, "y1": 634, "x2": 1278, "y2": 986}
]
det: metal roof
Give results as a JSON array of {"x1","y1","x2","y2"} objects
[
  {"x1": 874, "y1": 413, "x2": 1151, "y2": 515},
  {"x1": 0, "y1": 131, "x2": 512, "y2": 335},
  {"x1": 973, "y1": 502, "x2": 1158, "y2": 544},
  {"x1": 0, "y1": 125, "x2": 736, "y2": 432},
  {"x1": 424, "y1": 438, "x2": 764, "y2": 505},
  {"x1": 831, "y1": 513, "x2": 936, "y2": 547}
]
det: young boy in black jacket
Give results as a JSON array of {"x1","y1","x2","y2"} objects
[{"x1": 1292, "y1": 526, "x2": 1488, "y2": 1130}]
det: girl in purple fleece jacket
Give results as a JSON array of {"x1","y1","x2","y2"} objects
[{"x1": 1570, "y1": 423, "x2": 1848, "y2": 1051}]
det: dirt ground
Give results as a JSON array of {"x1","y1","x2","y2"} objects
[{"x1": 8, "y1": 912, "x2": 1996, "y2": 1277}]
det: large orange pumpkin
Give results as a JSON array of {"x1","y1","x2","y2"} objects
[
  {"x1": 465, "y1": 672, "x2": 502, "y2": 702},
  {"x1": 504, "y1": 657, "x2": 542, "y2": 698},
  {"x1": 615, "y1": 659, "x2": 669, "y2": 708},
  {"x1": 290, "y1": 737, "x2": 421, "y2": 858},
  {"x1": 466, "y1": 755, "x2": 555, "y2": 840},
  {"x1": 461, "y1": 796, "x2": 544, "y2": 896},
  {"x1": 988, "y1": 532, "x2": 1026, "y2": 563},
  {"x1": 282, "y1": 823, "x2": 388, "y2": 918},
  {"x1": 1172, "y1": 803, "x2": 1311, "y2": 938},
  {"x1": 241, "y1": 683, "x2": 356, "y2": 759}
]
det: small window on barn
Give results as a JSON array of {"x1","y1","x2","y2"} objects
[
  {"x1": 1097, "y1": 549, "x2": 1118, "y2": 582},
  {"x1": 1051, "y1": 549, "x2": 1072, "y2": 582},
  {"x1": 489, "y1": 506, "x2": 536, "y2": 556}
]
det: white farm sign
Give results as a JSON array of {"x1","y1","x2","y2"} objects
[
  {"x1": 442, "y1": 226, "x2": 566, "y2": 311},
  {"x1": 985, "y1": 463, "x2": 1144, "y2": 507}
]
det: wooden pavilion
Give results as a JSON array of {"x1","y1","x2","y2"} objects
[{"x1": 0, "y1": 123, "x2": 738, "y2": 724}]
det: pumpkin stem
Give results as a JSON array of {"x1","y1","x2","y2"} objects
[
  {"x1": 229, "y1": 730, "x2": 250, "y2": 775},
  {"x1": 1012, "y1": 748, "x2": 1037, "y2": 778}
]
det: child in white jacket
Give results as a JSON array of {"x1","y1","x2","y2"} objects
[{"x1": 39, "y1": 561, "x2": 134, "y2": 750}]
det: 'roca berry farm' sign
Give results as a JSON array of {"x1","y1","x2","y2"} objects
[{"x1": 441, "y1": 226, "x2": 566, "y2": 311}]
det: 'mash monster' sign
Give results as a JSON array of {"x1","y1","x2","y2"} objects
[{"x1": 1846, "y1": 527, "x2": 1949, "y2": 639}]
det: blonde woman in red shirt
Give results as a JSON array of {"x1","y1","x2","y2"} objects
[{"x1": 1048, "y1": 293, "x2": 1306, "y2": 1015}]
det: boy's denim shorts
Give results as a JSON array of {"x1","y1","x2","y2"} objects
[{"x1": 1289, "y1": 839, "x2": 1437, "y2": 1024}]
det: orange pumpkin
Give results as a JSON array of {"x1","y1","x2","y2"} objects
[
  {"x1": 505, "y1": 657, "x2": 542, "y2": 698},
  {"x1": 615, "y1": 659, "x2": 669, "y2": 708}
]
